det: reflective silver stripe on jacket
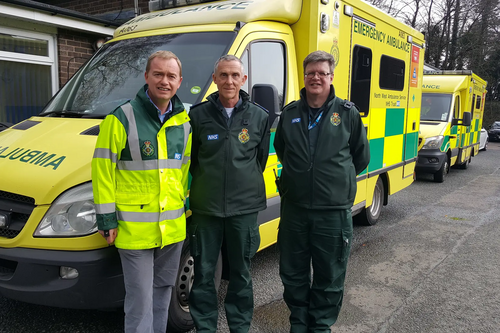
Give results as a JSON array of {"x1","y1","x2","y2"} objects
[
  {"x1": 121, "y1": 103, "x2": 142, "y2": 160},
  {"x1": 181, "y1": 121, "x2": 191, "y2": 164},
  {"x1": 182, "y1": 156, "x2": 191, "y2": 165},
  {"x1": 116, "y1": 159, "x2": 183, "y2": 171},
  {"x1": 95, "y1": 202, "x2": 116, "y2": 214},
  {"x1": 93, "y1": 148, "x2": 117, "y2": 163},
  {"x1": 117, "y1": 207, "x2": 185, "y2": 222}
]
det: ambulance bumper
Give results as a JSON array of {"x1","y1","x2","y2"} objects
[
  {"x1": 416, "y1": 150, "x2": 445, "y2": 174},
  {"x1": 0, "y1": 246, "x2": 124, "y2": 309}
]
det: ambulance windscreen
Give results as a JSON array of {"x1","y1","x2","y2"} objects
[
  {"x1": 421, "y1": 93, "x2": 452, "y2": 122},
  {"x1": 41, "y1": 31, "x2": 235, "y2": 117}
]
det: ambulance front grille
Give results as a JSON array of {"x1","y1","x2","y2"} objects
[
  {"x1": 0, "y1": 191, "x2": 35, "y2": 205},
  {"x1": 0, "y1": 228, "x2": 22, "y2": 239},
  {"x1": 0, "y1": 191, "x2": 35, "y2": 239},
  {"x1": 0, "y1": 213, "x2": 29, "y2": 239}
]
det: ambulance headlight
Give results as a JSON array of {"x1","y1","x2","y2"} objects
[
  {"x1": 422, "y1": 135, "x2": 444, "y2": 150},
  {"x1": 34, "y1": 183, "x2": 98, "y2": 237}
]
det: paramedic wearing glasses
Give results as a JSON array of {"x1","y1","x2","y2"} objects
[{"x1": 274, "y1": 50, "x2": 370, "y2": 333}]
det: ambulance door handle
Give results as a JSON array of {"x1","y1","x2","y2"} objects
[
  {"x1": 450, "y1": 135, "x2": 457, "y2": 139},
  {"x1": 412, "y1": 121, "x2": 416, "y2": 131}
]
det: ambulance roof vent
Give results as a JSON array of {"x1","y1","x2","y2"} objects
[
  {"x1": 11, "y1": 120, "x2": 40, "y2": 131},
  {"x1": 81, "y1": 125, "x2": 100, "y2": 136}
]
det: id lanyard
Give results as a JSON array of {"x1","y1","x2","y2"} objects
[{"x1": 308, "y1": 110, "x2": 323, "y2": 130}]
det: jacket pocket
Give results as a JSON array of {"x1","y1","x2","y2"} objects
[
  {"x1": 115, "y1": 182, "x2": 157, "y2": 205},
  {"x1": 245, "y1": 223, "x2": 261, "y2": 259},
  {"x1": 347, "y1": 165, "x2": 355, "y2": 201},
  {"x1": 339, "y1": 229, "x2": 352, "y2": 263},
  {"x1": 187, "y1": 223, "x2": 199, "y2": 257}
]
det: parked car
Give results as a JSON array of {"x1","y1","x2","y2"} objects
[
  {"x1": 488, "y1": 121, "x2": 500, "y2": 141},
  {"x1": 479, "y1": 128, "x2": 488, "y2": 151}
]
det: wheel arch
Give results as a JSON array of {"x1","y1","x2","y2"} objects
[{"x1": 379, "y1": 173, "x2": 389, "y2": 206}]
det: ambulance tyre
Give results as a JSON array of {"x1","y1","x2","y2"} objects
[
  {"x1": 458, "y1": 157, "x2": 470, "y2": 170},
  {"x1": 167, "y1": 239, "x2": 222, "y2": 333},
  {"x1": 355, "y1": 177, "x2": 384, "y2": 226},
  {"x1": 433, "y1": 158, "x2": 449, "y2": 183}
]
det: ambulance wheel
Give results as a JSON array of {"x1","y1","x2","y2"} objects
[
  {"x1": 167, "y1": 240, "x2": 222, "y2": 333},
  {"x1": 458, "y1": 157, "x2": 470, "y2": 169},
  {"x1": 433, "y1": 158, "x2": 449, "y2": 183},
  {"x1": 355, "y1": 177, "x2": 384, "y2": 226}
]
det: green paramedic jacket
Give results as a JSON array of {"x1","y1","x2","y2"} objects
[
  {"x1": 92, "y1": 85, "x2": 192, "y2": 250},
  {"x1": 189, "y1": 90, "x2": 270, "y2": 217},
  {"x1": 274, "y1": 87, "x2": 370, "y2": 210}
]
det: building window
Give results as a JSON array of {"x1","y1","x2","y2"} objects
[{"x1": 0, "y1": 27, "x2": 57, "y2": 124}]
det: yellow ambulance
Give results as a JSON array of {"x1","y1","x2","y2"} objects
[
  {"x1": 417, "y1": 70, "x2": 487, "y2": 182},
  {"x1": 0, "y1": 0, "x2": 424, "y2": 331}
]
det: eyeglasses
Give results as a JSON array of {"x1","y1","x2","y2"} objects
[{"x1": 304, "y1": 72, "x2": 332, "y2": 79}]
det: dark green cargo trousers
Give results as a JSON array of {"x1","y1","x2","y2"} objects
[
  {"x1": 278, "y1": 200, "x2": 353, "y2": 333},
  {"x1": 188, "y1": 212, "x2": 260, "y2": 333}
]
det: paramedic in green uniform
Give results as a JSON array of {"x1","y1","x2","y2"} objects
[
  {"x1": 274, "y1": 50, "x2": 370, "y2": 333},
  {"x1": 188, "y1": 55, "x2": 270, "y2": 333}
]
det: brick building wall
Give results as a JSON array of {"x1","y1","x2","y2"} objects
[
  {"x1": 50, "y1": 0, "x2": 153, "y2": 86},
  {"x1": 57, "y1": 29, "x2": 96, "y2": 86}
]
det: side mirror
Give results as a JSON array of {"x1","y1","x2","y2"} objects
[
  {"x1": 451, "y1": 112, "x2": 472, "y2": 127},
  {"x1": 251, "y1": 84, "x2": 280, "y2": 127},
  {"x1": 462, "y1": 111, "x2": 471, "y2": 126}
]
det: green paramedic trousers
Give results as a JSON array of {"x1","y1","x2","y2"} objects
[
  {"x1": 188, "y1": 212, "x2": 260, "y2": 333},
  {"x1": 278, "y1": 200, "x2": 353, "y2": 333}
]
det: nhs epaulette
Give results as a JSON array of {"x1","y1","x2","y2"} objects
[
  {"x1": 343, "y1": 100, "x2": 355, "y2": 110},
  {"x1": 189, "y1": 100, "x2": 209, "y2": 110},
  {"x1": 250, "y1": 101, "x2": 269, "y2": 113},
  {"x1": 282, "y1": 100, "x2": 298, "y2": 112}
]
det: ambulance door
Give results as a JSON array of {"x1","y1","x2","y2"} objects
[
  {"x1": 457, "y1": 93, "x2": 474, "y2": 163},
  {"x1": 449, "y1": 94, "x2": 460, "y2": 165},
  {"x1": 233, "y1": 30, "x2": 293, "y2": 248},
  {"x1": 404, "y1": 44, "x2": 422, "y2": 179},
  {"x1": 348, "y1": 16, "x2": 377, "y2": 209}
]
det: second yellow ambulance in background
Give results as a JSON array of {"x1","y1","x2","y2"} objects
[{"x1": 417, "y1": 70, "x2": 487, "y2": 182}]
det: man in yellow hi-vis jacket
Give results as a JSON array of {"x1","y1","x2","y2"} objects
[{"x1": 91, "y1": 50, "x2": 191, "y2": 333}]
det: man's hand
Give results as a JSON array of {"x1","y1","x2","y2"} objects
[{"x1": 98, "y1": 228, "x2": 118, "y2": 245}]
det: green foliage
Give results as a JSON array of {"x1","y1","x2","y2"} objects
[{"x1": 483, "y1": 101, "x2": 500, "y2": 128}]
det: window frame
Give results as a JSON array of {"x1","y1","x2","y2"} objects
[
  {"x1": 241, "y1": 39, "x2": 287, "y2": 110},
  {"x1": 379, "y1": 54, "x2": 405, "y2": 91},
  {"x1": 0, "y1": 26, "x2": 58, "y2": 94},
  {"x1": 349, "y1": 44, "x2": 373, "y2": 116}
]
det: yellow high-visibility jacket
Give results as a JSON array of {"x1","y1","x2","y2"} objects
[{"x1": 92, "y1": 85, "x2": 191, "y2": 249}]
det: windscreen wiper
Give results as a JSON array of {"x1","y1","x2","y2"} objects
[{"x1": 40, "y1": 110, "x2": 106, "y2": 119}]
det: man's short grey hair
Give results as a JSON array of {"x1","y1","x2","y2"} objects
[
  {"x1": 214, "y1": 55, "x2": 245, "y2": 74},
  {"x1": 303, "y1": 50, "x2": 336, "y2": 73}
]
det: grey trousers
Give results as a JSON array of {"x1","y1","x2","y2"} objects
[{"x1": 118, "y1": 241, "x2": 183, "y2": 333}]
